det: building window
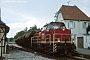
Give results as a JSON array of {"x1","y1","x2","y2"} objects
[
  {"x1": 69, "y1": 21, "x2": 75, "y2": 28},
  {"x1": 83, "y1": 22, "x2": 88, "y2": 29}
]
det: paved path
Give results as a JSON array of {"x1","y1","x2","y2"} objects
[
  {"x1": 76, "y1": 48, "x2": 90, "y2": 55},
  {"x1": 3, "y1": 49, "x2": 54, "y2": 60}
]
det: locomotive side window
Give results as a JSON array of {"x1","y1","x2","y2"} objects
[
  {"x1": 42, "y1": 26, "x2": 46, "y2": 31},
  {"x1": 47, "y1": 23, "x2": 61, "y2": 30},
  {"x1": 47, "y1": 24, "x2": 54, "y2": 30},
  {"x1": 53, "y1": 24, "x2": 60, "y2": 29},
  {"x1": 42, "y1": 22, "x2": 65, "y2": 31}
]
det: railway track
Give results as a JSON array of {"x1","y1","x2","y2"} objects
[
  {"x1": 46, "y1": 52, "x2": 90, "y2": 60},
  {"x1": 8, "y1": 45, "x2": 90, "y2": 60}
]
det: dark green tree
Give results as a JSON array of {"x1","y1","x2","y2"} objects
[
  {"x1": 86, "y1": 25, "x2": 90, "y2": 34},
  {"x1": 24, "y1": 27, "x2": 28, "y2": 32},
  {"x1": 28, "y1": 25, "x2": 41, "y2": 32},
  {"x1": 14, "y1": 25, "x2": 41, "y2": 39},
  {"x1": 14, "y1": 31, "x2": 25, "y2": 39}
]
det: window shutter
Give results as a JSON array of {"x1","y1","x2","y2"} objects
[{"x1": 87, "y1": 22, "x2": 88, "y2": 27}]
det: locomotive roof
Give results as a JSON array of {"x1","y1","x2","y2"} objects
[{"x1": 43, "y1": 22, "x2": 65, "y2": 27}]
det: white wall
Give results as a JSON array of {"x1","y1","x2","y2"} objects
[
  {"x1": 83, "y1": 35, "x2": 90, "y2": 48},
  {"x1": 72, "y1": 21, "x2": 88, "y2": 35},
  {"x1": 58, "y1": 12, "x2": 63, "y2": 21},
  {"x1": 0, "y1": 47, "x2": 4, "y2": 55},
  {"x1": 0, "y1": 33, "x2": 6, "y2": 56}
]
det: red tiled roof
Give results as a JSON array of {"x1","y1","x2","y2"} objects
[{"x1": 58, "y1": 5, "x2": 90, "y2": 21}]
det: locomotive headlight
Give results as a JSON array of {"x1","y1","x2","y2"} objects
[
  {"x1": 62, "y1": 26, "x2": 65, "y2": 31},
  {"x1": 63, "y1": 29, "x2": 65, "y2": 31},
  {"x1": 73, "y1": 40, "x2": 74, "y2": 43},
  {"x1": 71, "y1": 38, "x2": 74, "y2": 43},
  {"x1": 58, "y1": 38, "x2": 60, "y2": 42}
]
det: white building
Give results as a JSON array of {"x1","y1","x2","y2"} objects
[{"x1": 55, "y1": 5, "x2": 90, "y2": 48}]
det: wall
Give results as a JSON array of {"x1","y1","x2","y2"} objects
[
  {"x1": 0, "y1": 31, "x2": 6, "y2": 56},
  {"x1": 72, "y1": 21, "x2": 88, "y2": 35},
  {"x1": 58, "y1": 12, "x2": 63, "y2": 21},
  {"x1": 83, "y1": 35, "x2": 90, "y2": 48}
]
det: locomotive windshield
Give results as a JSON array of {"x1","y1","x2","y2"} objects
[
  {"x1": 47, "y1": 24, "x2": 60, "y2": 29},
  {"x1": 42, "y1": 22, "x2": 65, "y2": 31}
]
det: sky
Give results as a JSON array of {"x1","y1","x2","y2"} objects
[{"x1": 0, "y1": 0, "x2": 90, "y2": 38}]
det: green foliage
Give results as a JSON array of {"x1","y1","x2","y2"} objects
[
  {"x1": 28, "y1": 25, "x2": 37, "y2": 31},
  {"x1": 86, "y1": 25, "x2": 90, "y2": 34},
  {"x1": 24, "y1": 27, "x2": 28, "y2": 32},
  {"x1": 14, "y1": 25, "x2": 41, "y2": 39},
  {"x1": 14, "y1": 31, "x2": 25, "y2": 39},
  {"x1": 28, "y1": 25, "x2": 41, "y2": 32}
]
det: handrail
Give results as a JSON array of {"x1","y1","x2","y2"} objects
[{"x1": 31, "y1": 33, "x2": 76, "y2": 45}]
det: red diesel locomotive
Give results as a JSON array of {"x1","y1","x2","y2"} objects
[{"x1": 16, "y1": 22, "x2": 76, "y2": 55}]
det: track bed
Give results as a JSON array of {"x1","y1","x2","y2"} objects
[{"x1": 9, "y1": 45, "x2": 90, "y2": 60}]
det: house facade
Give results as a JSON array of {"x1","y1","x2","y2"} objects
[
  {"x1": 0, "y1": 9, "x2": 9, "y2": 57},
  {"x1": 0, "y1": 20, "x2": 9, "y2": 56},
  {"x1": 55, "y1": 5, "x2": 90, "y2": 48}
]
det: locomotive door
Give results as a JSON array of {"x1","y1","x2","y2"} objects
[{"x1": 77, "y1": 37, "x2": 83, "y2": 48}]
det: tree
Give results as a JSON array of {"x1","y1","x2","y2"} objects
[
  {"x1": 28, "y1": 25, "x2": 40, "y2": 32},
  {"x1": 24, "y1": 27, "x2": 28, "y2": 32},
  {"x1": 86, "y1": 25, "x2": 90, "y2": 34},
  {"x1": 14, "y1": 31, "x2": 25, "y2": 39},
  {"x1": 14, "y1": 25, "x2": 41, "y2": 39}
]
